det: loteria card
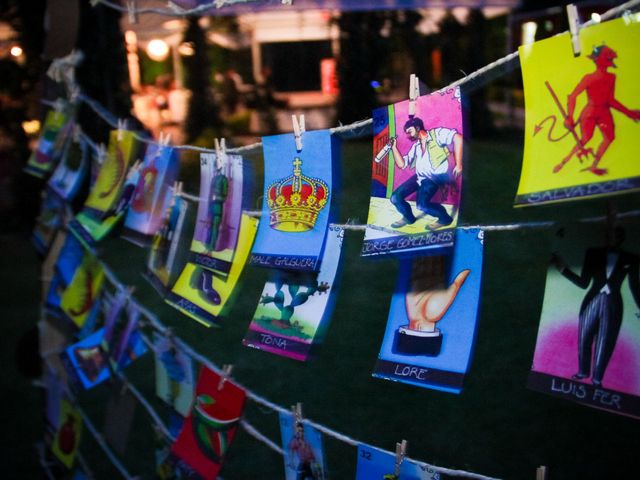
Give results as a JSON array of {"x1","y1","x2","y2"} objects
[
  {"x1": 32, "y1": 189, "x2": 68, "y2": 255},
  {"x1": 59, "y1": 252, "x2": 105, "y2": 329},
  {"x1": 169, "y1": 365, "x2": 246, "y2": 479},
  {"x1": 373, "y1": 229, "x2": 484, "y2": 393},
  {"x1": 61, "y1": 320, "x2": 147, "y2": 391},
  {"x1": 60, "y1": 328, "x2": 109, "y2": 390},
  {"x1": 356, "y1": 444, "x2": 441, "y2": 480},
  {"x1": 122, "y1": 143, "x2": 180, "y2": 246},
  {"x1": 25, "y1": 109, "x2": 70, "y2": 178},
  {"x1": 528, "y1": 221, "x2": 640, "y2": 418},
  {"x1": 45, "y1": 234, "x2": 85, "y2": 316},
  {"x1": 44, "y1": 365, "x2": 63, "y2": 430},
  {"x1": 362, "y1": 88, "x2": 463, "y2": 257},
  {"x1": 81, "y1": 129, "x2": 139, "y2": 219},
  {"x1": 243, "y1": 225, "x2": 344, "y2": 361},
  {"x1": 166, "y1": 214, "x2": 258, "y2": 327},
  {"x1": 279, "y1": 411, "x2": 327, "y2": 480},
  {"x1": 516, "y1": 17, "x2": 640, "y2": 206},
  {"x1": 69, "y1": 130, "x2": 139, "y2": 247},
  {"x1": 105, "y1": 302, "x2": 148, "y2": 372},
  {"x1": 48, "y1": 129, "x2": 89, "y2": 202},
  {"x1": 189, "y1": 152, "x2": 245, "y2": 275},
  {"x1": 250, "y1": 129, "x2": 339, "y2": 272},
  {"x1": 51, "y1": 399, "x2": 83, "y2": 469},
  {"x1": 144, "y1": 195, "x2": 188, "y2": 296},
  {"x1": 154, "y1": 332, "x2": 195, "y2": 417}
]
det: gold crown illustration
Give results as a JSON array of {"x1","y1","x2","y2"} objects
[{"x1": 266, "y1": 157, "x2": 329, "y2": 232}]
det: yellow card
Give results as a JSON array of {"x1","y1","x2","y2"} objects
[
  {"x1": 84, "y1": 130, "x2": 138, "y2": 214},
  {"x1": 51, "y1": 399, "x2": 82, "y2": 468},
  {"x1": 60, "y1": 253, "x2": 105, "y2": 328},
  {"x1": 516, "y1": 17, "x2": 640, "y2": 205},
  {"x1": 167, "y1": 214, "x2": 258, "y2": 327}
]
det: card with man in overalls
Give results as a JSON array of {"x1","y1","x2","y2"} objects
[{"x1": 362, "y1": 88, "x2": 463, "y2": 257}]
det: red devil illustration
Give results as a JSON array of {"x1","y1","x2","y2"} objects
[{"x1": 552, "y1": 44, "x2": 640, "y2": 176}]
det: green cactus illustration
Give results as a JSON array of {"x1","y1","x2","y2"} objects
[{"x1": 260, "y1": 278, "x2": 330, "y2": 325}]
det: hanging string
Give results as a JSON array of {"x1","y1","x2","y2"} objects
[
  {"x1": 36, "y1": 2, "x2": 640, "y2": 477},
  {"x1": 90, "y1": 242, "x2": 500, "y2": 480},
  {"x1": 34, "y1": 442, "x2": 57, "y2": 480},
  {"x1": 114, "y1": 370, "x2": 174, "y2": 441}
]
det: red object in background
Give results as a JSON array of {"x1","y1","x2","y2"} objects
[{"x1": 321, "y1": 58, "x2": 338, "y2": 95}]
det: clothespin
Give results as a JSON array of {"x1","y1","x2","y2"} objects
[
  {"x1": 394, "y1": 440, "x2": 408, "y2": 477},
  {"x1": 96, "y1": 143, "x2": 107, "y2": 165},
  {"x1": 124, "y1": 285, "x2": 136, "y2": 301},
  {"x1": 536, "y1": 466, "x2": 548, "y2": 480},
  {"x1": 117, "y1": 119, "x2": 127, "y2": 142},
  {"x1": 218, "y1": 364, "x2": 234, "y2": 390},
  {"x1": 566, "y1": 4, "x2": 582, "y2": 57},
  {"x1": 68, "y1": 85, "x2": 81, "y2": 105},
  {"x1": 214, "y1": 138, "x2": 228, "y2": 166},
  {"x1": 53, "y1": 98, "x2": 66, "y2": 114},
  {"x1": 292, "y1": 115, "x2": 305, "y2": 152},
  {"x1": 408, "y1": 74, "x2": 420, "y2": 117},
  {"x1": 158, "y1": 131, "x2": 172, "y2": 147},
  {"x1": 291, "y1": 402, "x2": 303, "y2": 424},
  {"x1": 126, "y1": 0, "x2": 138, "y2": 24},
  {"x1": 621, "y1": 10, "x2": 636, "y2": 25}
]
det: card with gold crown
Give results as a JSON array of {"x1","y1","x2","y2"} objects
[{"x1": 250, "y1": 129, "x2": 340, "y2": 272}]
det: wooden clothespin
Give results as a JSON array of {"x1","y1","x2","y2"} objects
[
  {"x1": 292, "y1": 402, "x2": 303, "y2": 424},
  {"x1": 126, "y1": 0, "x2": 138, "y2": 24},
  {"x1": 214, "y1": 138, "x2": 228, "y2": 166},
  {"x1": 566, "y1": 4, "x2": 582, "y2": 57},
  {"x1": 408, "y1": 74, "x2": 420, "y2": 117},
  {"x1": 96, "y1": 143, "x2": 107, "y2": 165},
  {"x1": 218, "y1": 364, "x2": 234, "y2": 390},
  {"x1": 394, "y1": 440, "x2": 408, "y2": 477},
  {"x1": 53, "y1": 98, "x2": 66, "y2": 114},
  {"x1": 69, "y1": 85, "x2": 81, "y2": 105},
  {"x1": 73, "y1": 124, "x2": 82, "y2": 143},
  {"x1": 126, "y1": 159, "x2": 142, "y2": 183},
  {"x1": 292, "y1": 115, "x2": 305, "y2": 152},
  {"x1": 621, "y1": 10, "x2": 638, "y2": 26},
  {"x1": 158, "y1": 131, "x2": 172, "y2": 148},
  {"x1": 536, "y1": 465, "x2": 548, "y2": 480},
  {"x1": 117, "y1": 118, "x2": 127, "y2": 142}
]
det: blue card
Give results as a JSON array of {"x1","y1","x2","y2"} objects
[
  {"x1": 48, "y1": 131, "x2": 90, "y2": 202},
  {"x1": 45, "y1": 234, "x2": 85, "y2": 315},
  {"x1": 122, "y1": 144, "x2": 180, "y2": 246},
  {"x1": 250, "y1": 129, "x2": 339, "y2": 272},
  {"x1": 373, "y1": 229, "x2": 484, "y2": 393},
  {"x1": 279, "y1": 411, "x2": 327, "y2": 480}
]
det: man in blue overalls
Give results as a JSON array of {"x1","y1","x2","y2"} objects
[{"x1": 388, "y1": 117, "x2": 462, "y2": 229}]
